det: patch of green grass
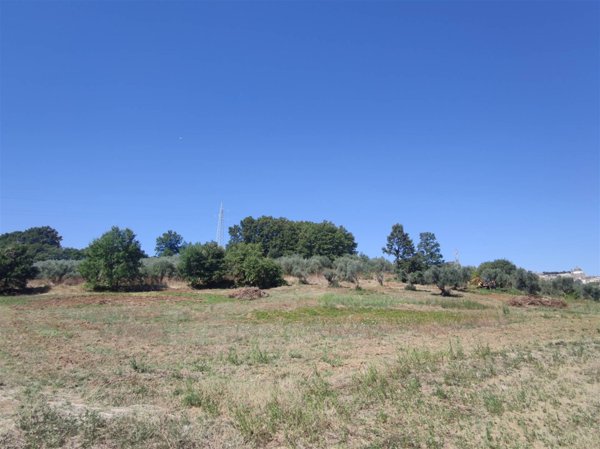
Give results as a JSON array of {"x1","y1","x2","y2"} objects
[
  {"x1": 319, "y1": 293, "x2": 399, "y2": 308},
  {"x1": 483, "y1": 391, "x2": 505, "y2": 415},
  {"x1": 35, "y1": 326, "x2": 74, "y2": 338},
  {"x1": 253, "y1": 306, "x2": 472, "y2": 325}
]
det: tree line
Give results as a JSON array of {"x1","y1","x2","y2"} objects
[{"x1": 1, "y1": 221, "x2": 599, "y2": 301}]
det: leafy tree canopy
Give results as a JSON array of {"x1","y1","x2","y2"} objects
[
  {"x1": 225, "y1": 243, "x2": 284, "y2": 289},
  {"x1": 417, "y1": 232, "x2": 444, "y2": 268},
  {"x1": 0, "y1": 226, "x2": 84, "y2": 261},
  {"x1": 155, "y1": 230, "x2": 184, "y2": 256},
  {"x1": 179, "y1": 242, "x2": 227, "y2": 288},
  {"x1": 0, "y1": 245, "x2": 38, "y2": 293},
  {"x1": 477, "y1": 259, "x2": 517, "y2": 277},
  {"x1": 79, "y1": 227, "x2": 145, "y2": 290},
  {"x1": 229, "y1": 216, "x2": 356, "y2": 260},
  {"x1": 382, "y1": 224, "x2": 419, "y2": 276}
]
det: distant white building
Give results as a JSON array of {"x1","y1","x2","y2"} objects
[{"x1": 538, "y1": 267, "x2": 600, "y2": 284}]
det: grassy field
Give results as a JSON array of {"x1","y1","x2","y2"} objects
[{"x1": 0, "y1": 278, "x2": 599, "y2": 448}]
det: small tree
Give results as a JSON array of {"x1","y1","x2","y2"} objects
[
  {"x1": 277, "y1": 255, "x2": 310, "y2": 284},
  {"x1": 0, "y1": 245, "x2": 38, "y2": 293},
  {"x1": 367, "y1": 257, "x2": 393, "y2": 286},
  {"x1": 178, "y1": 243, "x2": 226, "y2": 288},
  {"x1": 155, "y1": 230, "x2": 184, "y2": 257},
  {"x1": 225, "y1": 243, "x2": 284, "y2": 289},
  {"x1": 425, "y1": 264, "x2": 467, "y2": 297},
  {"x1": 334, "y1": 255, "x2": 364, "y2": 289},
  {"x1": 79, "y1": 227, "x2": 145, "y2": 290}
]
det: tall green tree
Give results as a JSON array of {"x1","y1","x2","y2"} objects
[
  {"x1": 79, "y1": 227, "x2": 145, "y2": 290},
  {"x1": 178, "y1": 242, "x2": 227, "y2": 288},
  {"x1": 382, "y1": 224, "x2": 418, "y2": 276},
  {"x1": 0, "y1": 227, "x2": 83, "y2": 261},
  {"x1": 0, "y1": 245, "x2": 38, "y2": 293},
  {"x1": 155, "y1": 230, "x2": 184, "y2": 256},
  {"x1": 228, "y1": 216, "x2": 356, "y2": 259},
  {"x1": 417, "y1": 232, "x2": 444, "y2": 268}
]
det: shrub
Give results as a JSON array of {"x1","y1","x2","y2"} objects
[
  {"x1": 78, "y1": 227, "x2": 145, "y2": 291},
  {"x1": 0, "y1": 245, "x2": 38, "y2": 293},
  {"x1": 334, "y1": 255, "x2": 365, "y2": 288},
  {"x1": 178, "y1": 243, "x2": 227, "y2": 288},
  {"x1": 35, "y1": 259, "x2": 81, "y2": 284},
  {"x1": 225, "y1": 243, "x2": 284, "y2": 289}
]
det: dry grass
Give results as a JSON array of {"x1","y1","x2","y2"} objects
[{"x1": 0, "y1": 279, "x2": 599, "y2": 448}]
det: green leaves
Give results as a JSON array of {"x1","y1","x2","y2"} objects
[
  {"x1": 79, "y1": 227, "x2": 145, "y2": 290},
  {"x1": 178, "y1": 242, "x2": 227, "y2": 288}
]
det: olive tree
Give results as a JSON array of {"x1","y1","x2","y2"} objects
[
  {"x1": 35, "y1": 259, "x2": 81, "y2": 284},
  {"x1": 425, "y1": 264, "x2": 470, "y2": 297},
  {"x1": 334, "y1": 255, "x2": 365, "y2": 289}
]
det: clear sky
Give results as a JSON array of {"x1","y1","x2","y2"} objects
[{"x1": 1, "y1": 0, "x2": 598, "y2": 274}]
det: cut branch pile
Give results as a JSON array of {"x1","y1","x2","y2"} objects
[{"x1": 227, "y1": 287, "x2": 268, "y2": 300}]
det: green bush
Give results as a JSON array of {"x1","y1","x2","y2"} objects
[
  {"x1": 225, "y1": 243, "x2": 284, "y2": 289},
  {"x1": 0, "y1": 245, "x2": 38, "y2": 293},
  {"x1": 178, "y1": 243, "x2": 227, "y2": 288},
  {"x1": 79, "y1": 227, "x2": 145, "y2": 291}
]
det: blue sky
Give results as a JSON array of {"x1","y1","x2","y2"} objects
[{"x1": 1, "y1": 1, "x2": 598, "y2": 273}]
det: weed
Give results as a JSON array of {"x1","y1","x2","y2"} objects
[
  {"x1": 249, "y1": 343, "x2": 275, "y2": 364},
  {"x1": 181, "y1": 382, "x2": 220, "y2": 416},
  {"x1": 226, "y1": 347, "x2": 242, "y2": 366},
  {"x1": 129, "y1": 357, "x2": 152, "y2": 373},
  {"x1": 483, "y1": 392, "x2": 504, "y2": 415}
]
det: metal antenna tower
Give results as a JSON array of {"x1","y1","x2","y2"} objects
[
  {"x1": 454, "y1": 249, "x2": 460, "y2": 266},
  {"x1": 216, "y1": 203, "x2": 225, "y2": 247}
]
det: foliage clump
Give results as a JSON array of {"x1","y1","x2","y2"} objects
[
  {"x1": 178, "y1": 242, "x2": 227, "y2": 288},
  {"x1": 35, "y1": 259, "x2": 81, "y2": 284},
  {"x1": 225, "y1": 243, "x2": 284, "y2": 289},
  {"x1": 155, "y1": 230, "x2": 185, "y2": 257},
  {"x1": 425, "y1": 264, "x2": 471, "y2": 296},
  {"x1": 229, "y1": 216, "x2": 357, "y2": 259},
  {"x1": 79, "y1": 227, "x2": 145, "y2": 291},
  {"x1": 0, "y1": 245, "x2": 38, "y2": 293},
  {"x1": 0, "y1": 226, "x2": 84, "y2": 261}
]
